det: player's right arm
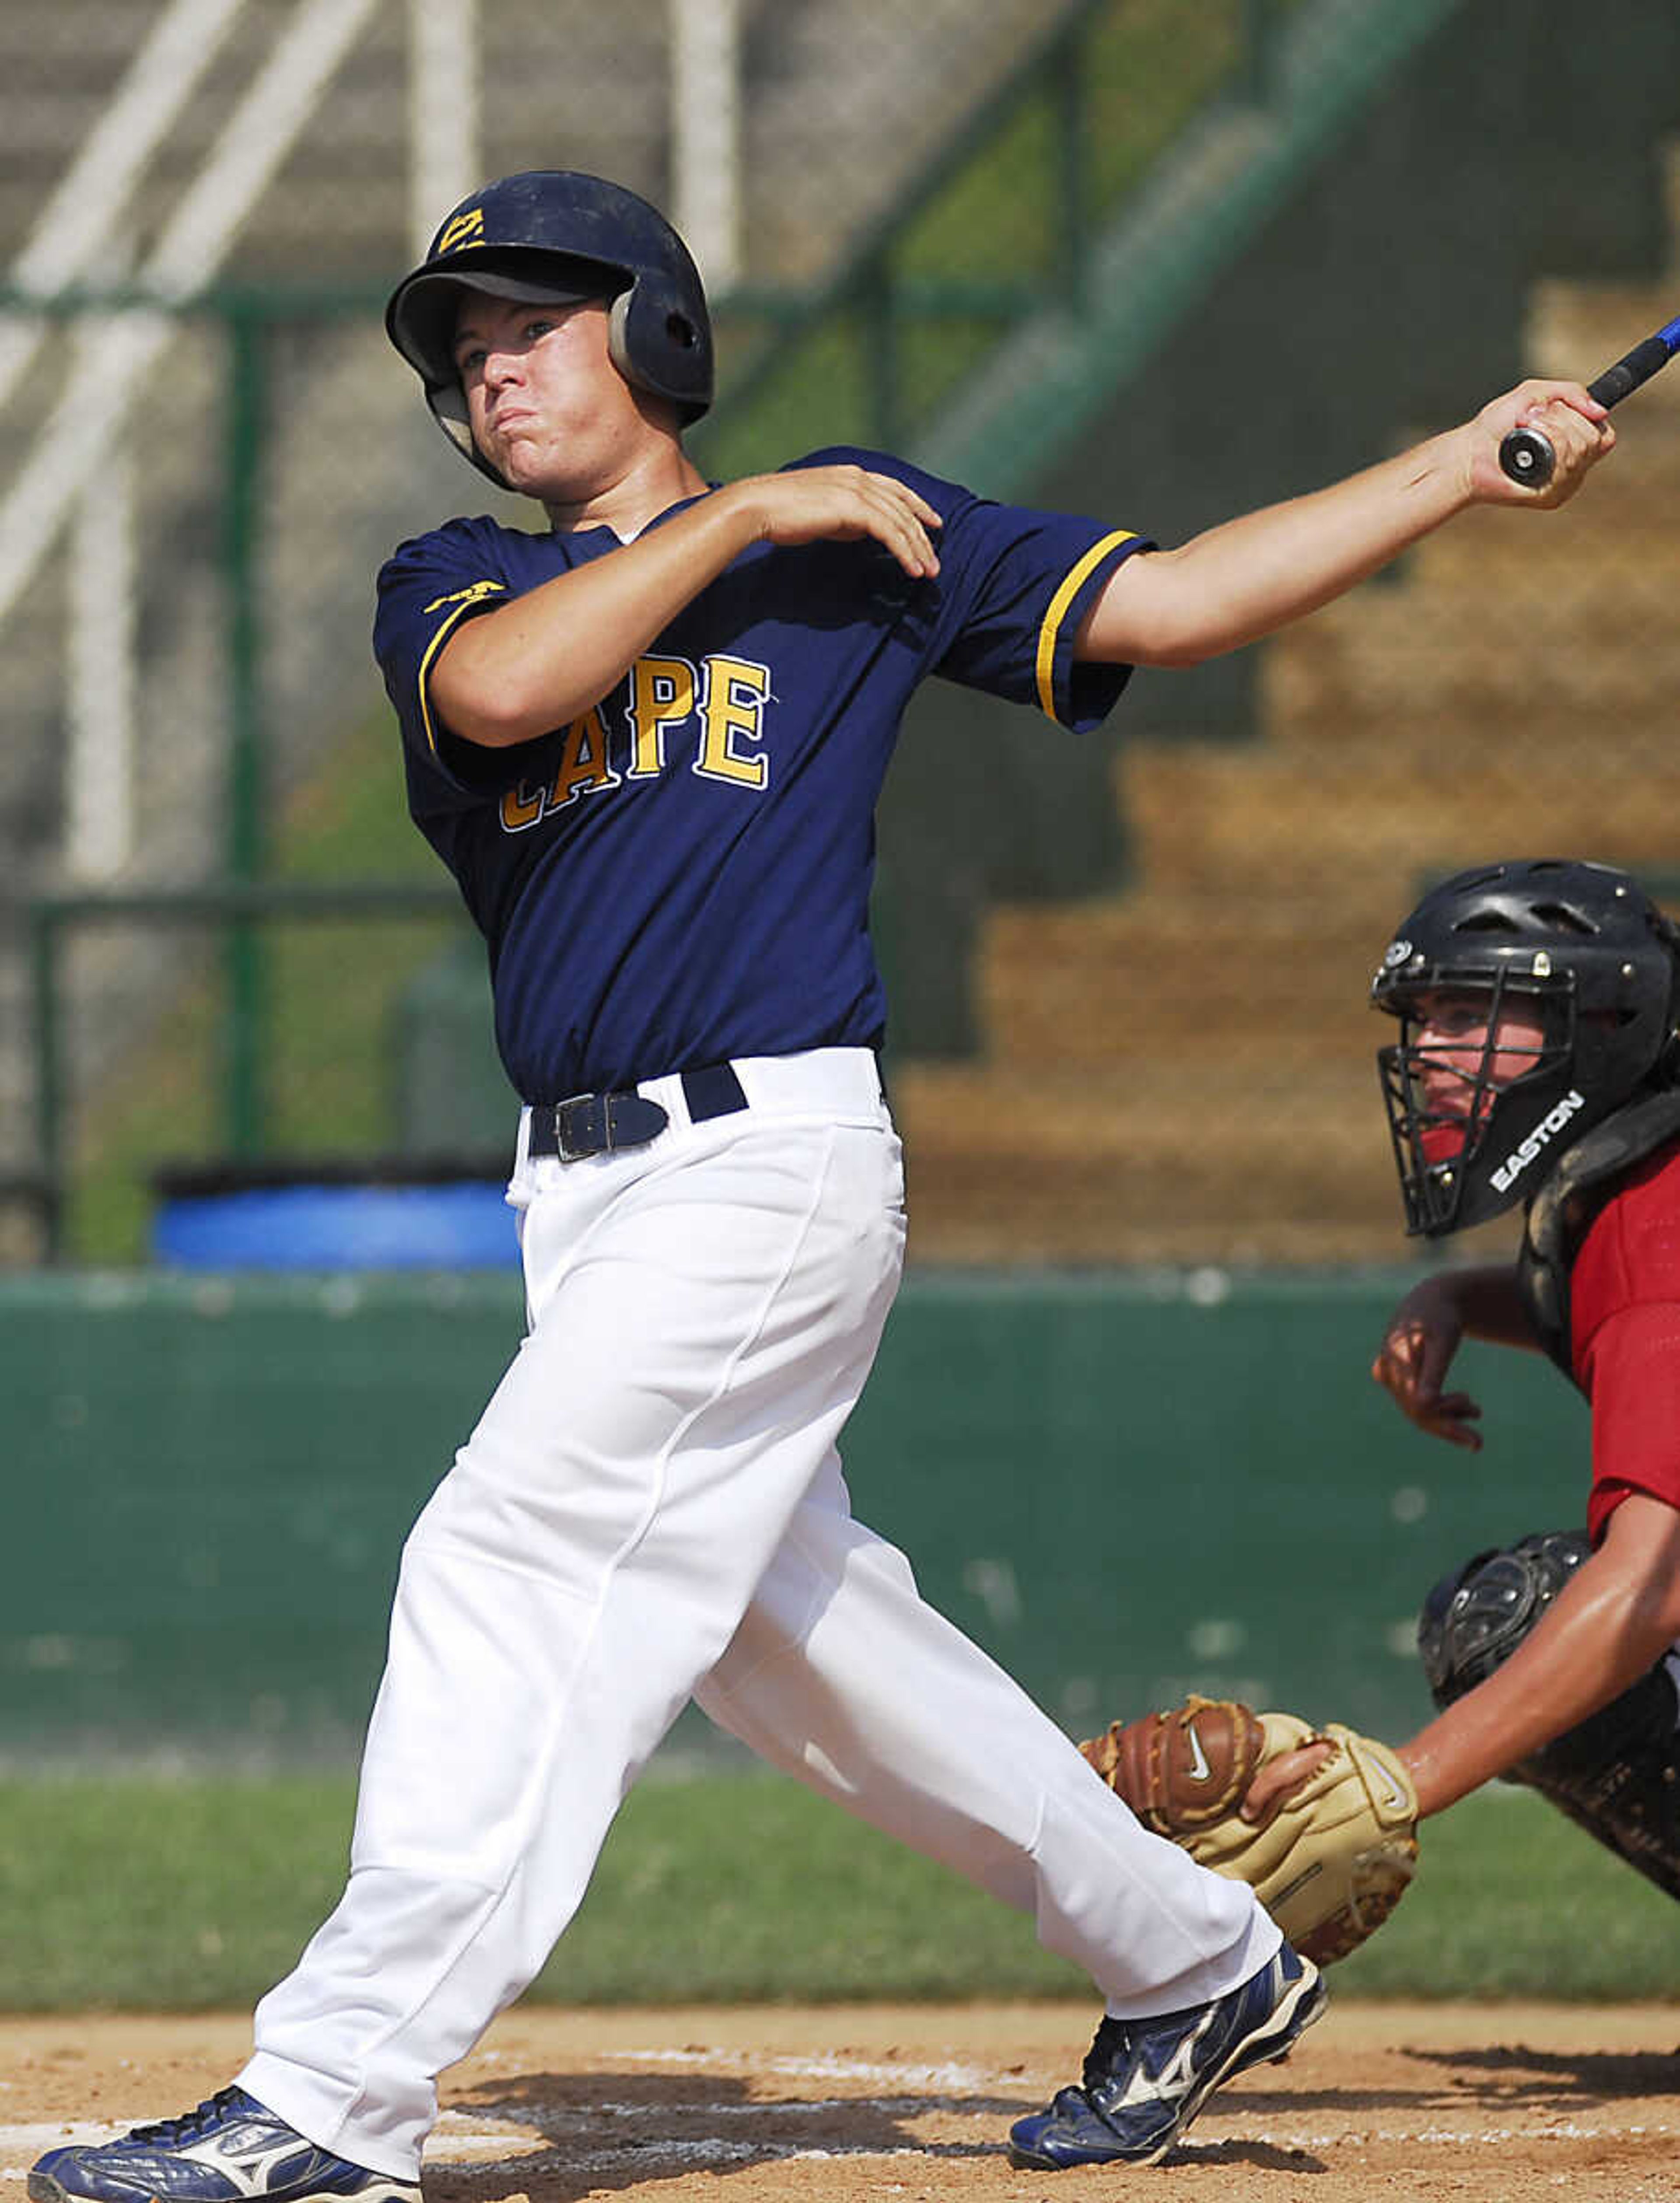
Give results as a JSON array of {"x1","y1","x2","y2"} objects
[
  {"x1": 1246, "y1": 1490, "x2": 1680, "y2": 1823},
  {"x1": 1371, "y1": 1262, "x2": 1539, "y2": 1451},
  {"x1": 431, "y1": 466, "x2": 942, "y2": 748}
]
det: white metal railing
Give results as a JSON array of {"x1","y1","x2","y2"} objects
[
  {"x1": 5, "y1": 0, "x2": 249, "y2": 879},
  {"x1": 0, "y1": 0, "x2": 386, "y2": 876},
  {"x1": 0, "y1": 0, "x2": 248, "y2": 413},
  {"x1": 408, "y1": 0, "x2": 480, "y2": 259},
  {"x1": 671, "y1": 0, "x2": 742, "y2": 293}
]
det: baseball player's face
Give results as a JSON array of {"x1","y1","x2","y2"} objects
[
  {"x1": 453, "y1": 289, "x2": 657, "y2": 506},
  {"x1": 1408, "y1": 989, "x2": 1550, "y2": 1156}
]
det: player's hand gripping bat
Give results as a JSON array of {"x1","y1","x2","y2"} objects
[{"x1": 1498, "y1": 312, "x2": 1680, "y2": 486}]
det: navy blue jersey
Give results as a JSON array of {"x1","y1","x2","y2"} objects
[{"x1": 374, "y1": 446, "x2": 1150, "y2": 1102}]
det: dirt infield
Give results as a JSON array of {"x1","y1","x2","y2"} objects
[{"x1": 4, "y1": 2001, "x2": 1680, "y2": 2201}]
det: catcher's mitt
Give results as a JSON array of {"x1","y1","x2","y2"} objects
[{"x1": 1082, "y1": 1695, "x2": 1419, "y2": 1965}]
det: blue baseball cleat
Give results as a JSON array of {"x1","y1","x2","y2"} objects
[
  {"x1": 28, "y1": 2088, "x2": 419, "y2": 2203},
  {"x1": 1006, "y1": 1944, "x2": 1326, "y2": 2169}
]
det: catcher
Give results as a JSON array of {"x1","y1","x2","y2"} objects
[{"x1": 1089, "y1": 858, "x2": 1680, "y2": 1959}]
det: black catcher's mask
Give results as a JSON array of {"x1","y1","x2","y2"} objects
[{"x1": 1370, "y1": 859, "x2": 1680, "y2": 1236}]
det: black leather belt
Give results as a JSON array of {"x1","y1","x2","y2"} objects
[{"x1": 528, "y1": 1063, "x2": 749, "y2": 1162}]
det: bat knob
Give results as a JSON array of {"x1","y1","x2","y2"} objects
[{"x1": 1499, "y1": 424, "x2": 1556, "y2": 488}]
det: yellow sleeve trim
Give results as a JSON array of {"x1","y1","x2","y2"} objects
[
  {"x1": 1035, "y1": 529, "x2": 1138, "y2": 721},
  {"x1": 416, "y1": 598, "x2": 493, "y2": 757}
]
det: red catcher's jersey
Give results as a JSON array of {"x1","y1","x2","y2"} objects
[{"x1": 1572, "y1": 1137, "x2": 1680, "y2": 1541}]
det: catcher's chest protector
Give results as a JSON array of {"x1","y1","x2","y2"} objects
[
  {"x1": 1518, "y1": 1655, "x2": 1680, "y2": 1903},
  {"x1": 1517, "y1": 1091, "x2": 1680, "y2": 1375}
]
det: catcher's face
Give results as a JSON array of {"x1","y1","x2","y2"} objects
[{"x1": 1405, "y1": 988, "x2": 1551, "y2": 1163}]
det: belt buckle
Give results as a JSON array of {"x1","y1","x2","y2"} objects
[
  {"x1": 553, "y1": 1094, "x2": 603, "y2": 1163},
  {"x1": 550, "y1": 1088, "x2": 669, "y2": 1162}
]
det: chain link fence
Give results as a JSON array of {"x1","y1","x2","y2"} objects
[{"x1": 0, "y1": 0, "x2": 1676, "y2": 1270}]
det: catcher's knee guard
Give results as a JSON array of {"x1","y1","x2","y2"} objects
[{"x1": 1418, "y1": 1530, "x2": 1680, "y2": 1901}]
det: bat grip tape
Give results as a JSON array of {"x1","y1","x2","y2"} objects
[{"x1": 1589, "y1": 336, "x2": 1675, "y2": 409}]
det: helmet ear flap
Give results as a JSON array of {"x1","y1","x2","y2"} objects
[
  {"x1": 606, "y1": 289, "x2": 637, "y2": 389},
  {"x1": 608, "y1": 281, "x2": 711, "y2": 421}
]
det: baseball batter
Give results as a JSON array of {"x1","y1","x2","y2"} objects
[{"x1": 30, "y1": 175, "x2": 1611, "y2": 2203}]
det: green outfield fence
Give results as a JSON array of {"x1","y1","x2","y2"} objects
[{"x1": 0, "y1": 1266, "x2": 1589, "y2": 1766}]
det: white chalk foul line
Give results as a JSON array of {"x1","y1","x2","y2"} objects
[
  {"x1": 603, "y1": 2047, "x2": 1002, "y2": 2091},
  {"x1": 4, "y1": 2123, "x2": 118, "y2": 2154},
  {"x1": 438, "y1": 2097, "x2": 978, "y2": 2124}
]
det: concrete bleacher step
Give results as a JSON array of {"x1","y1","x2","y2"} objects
[
  {"x1": 893, "y1": 1056, "x2": 1403, "y2": 1267},
  {"x1": 1122, "y1": 749, "x2": 1680, "y2": 896},
  {"x1": 973, "y1": 899, "x2": 1397, "y2": 1067},
  {"x1": 1258, "y1": 557, "x2": 1680, "y2": 736},
  {"x1": 897, "y1": 897, "x2": 1410, "y2": 1263}
]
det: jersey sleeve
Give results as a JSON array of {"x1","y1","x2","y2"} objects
[
  {"x1": 932, "y1": 497, "x2": 1151, "y2": 731},
  {"x1": 789, "y1": 449, "x2": 1152, "y2": 732},
  {"x1": 1571, "y1": 1144, "x2": 1680, "y2": 1539},
  {"x1": 373, "y1": 518, "x2": 517, "y2": 803},
  {"x1": 1581, "y1": 1303, "x2": 1680, "y2": 1540}
]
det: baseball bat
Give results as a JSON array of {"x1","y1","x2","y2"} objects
[{"x1": 1498, "y1": 311, "x2": 1680, "y2": 486}]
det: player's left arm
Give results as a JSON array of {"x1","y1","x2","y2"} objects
[
  {"x1": 1371, "y1": 1262, "x2": 1541, "y2": 1452},
  {"x1": 1075, "y1": 381, "x2": 1611, "y2": 669},
  {"x1": 1395, "y1": 1493, "x2": 1680, "y2": 1818}
]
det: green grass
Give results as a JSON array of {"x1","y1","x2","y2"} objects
[{"x1": 1, "y1": 1771, "x2": 1675, "y2": 2012}]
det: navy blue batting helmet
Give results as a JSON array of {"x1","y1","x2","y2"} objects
[{"x1": 385, "y1": 169, "x2": 714, "y2": 485}]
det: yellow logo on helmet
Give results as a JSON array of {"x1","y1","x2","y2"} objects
[{"x1": 436, "y1": 208, "x2": 485, "y2": 257}]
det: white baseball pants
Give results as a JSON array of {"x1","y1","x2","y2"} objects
[{"x1": 238, "y1": 1048, "x2": 1275, "y2": 2178}]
